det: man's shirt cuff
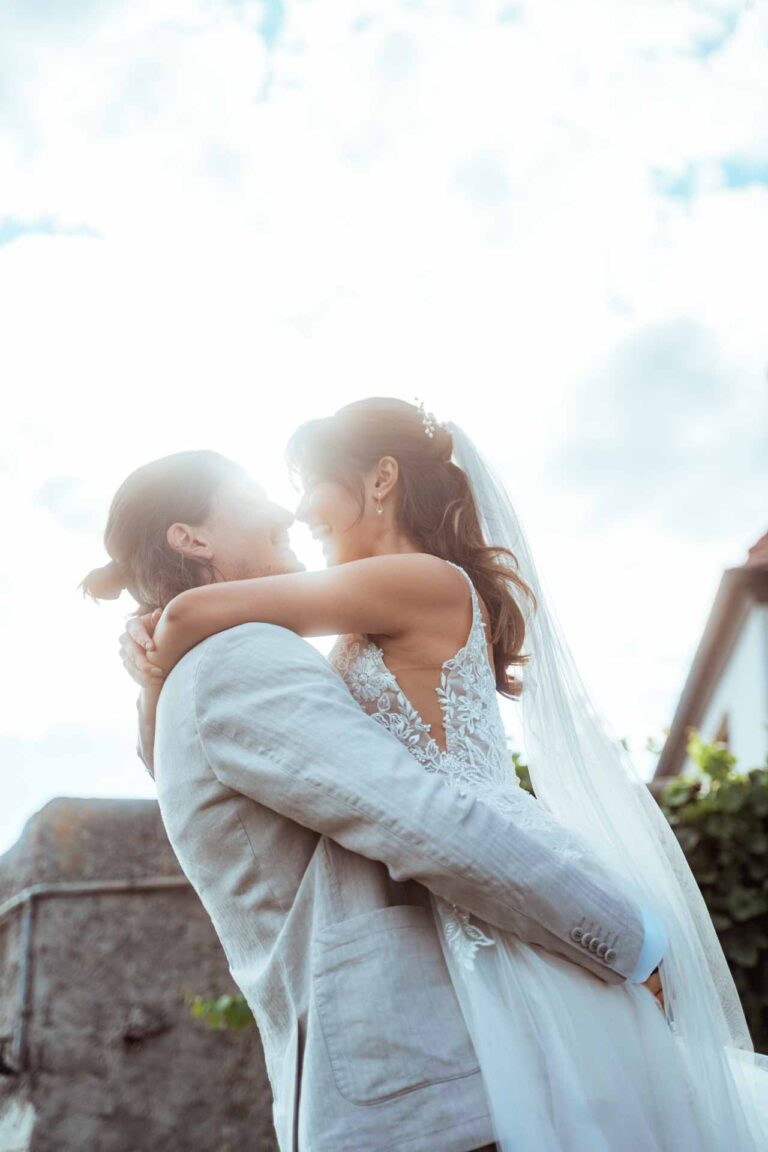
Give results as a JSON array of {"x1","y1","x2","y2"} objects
[{"x1": 628, "y1": 903, "x2": 668, "y2": 982}]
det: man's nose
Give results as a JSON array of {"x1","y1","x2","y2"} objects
[{"x1": 272, "y1": 504, "x2": 295, "y2": 530}]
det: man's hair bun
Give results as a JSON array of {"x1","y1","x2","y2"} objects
[{"x1": 78, "y1": 559, "x2": 126, "y2": 602}]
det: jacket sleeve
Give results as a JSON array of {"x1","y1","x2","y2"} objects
[
  {"x1": 628, "y1": 904, "x2": 668, "y2": 982},
  {"x1": 135, "y1": 700, "x2": 149, "y2": 771},
  {"x1": 134, "y1": 695, "x2": 154, "y2": 776},
  {"x1": 189, "y1": 622, "x2": 647, "y2": 982}
]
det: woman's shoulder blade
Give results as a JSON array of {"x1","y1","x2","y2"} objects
[{"x1": 352, "y1": 552, "x2": 470, "y2": 601}]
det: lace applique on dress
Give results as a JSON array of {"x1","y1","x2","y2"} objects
[
  {"x1": 330, "y1": 560, "x2": 585, "y2": 969},
  {"x1": 437, "y1": 900, "x2": 497, "y2": 971}
]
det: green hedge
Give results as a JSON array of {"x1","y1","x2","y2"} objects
[{"x1": 658, "y1": 735, "x2": 768, "y2": 1052}]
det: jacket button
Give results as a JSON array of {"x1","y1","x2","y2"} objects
[
  {"x1": 605, "y1": 948, "x2": 617, "y2": 962},
  {"x1": 581, "y1": 933, "x2": 593, "y2": 948},
  {"x1": 589, "y1": 938, "x2": 600, "y2": 952},
  {"x1": 597, "y1": 943, "x2": 608, "y2": 957},
  {"x1": 571, "y1": 927, "x2": 584, "y2": 942}
]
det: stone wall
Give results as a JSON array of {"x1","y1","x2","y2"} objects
[{"x1": 0, "y1": 798, "x2": 277, "y2": 1152}]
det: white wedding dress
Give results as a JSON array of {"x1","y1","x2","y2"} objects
[{"x1": 329, "y1": 561, "x2": 749, "y2": 1152}]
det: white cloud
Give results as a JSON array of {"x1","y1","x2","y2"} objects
[{"x1": 550, "y1": 315, "x2": 767, "y2": 534}]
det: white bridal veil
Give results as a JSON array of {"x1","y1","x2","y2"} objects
[{"x1": 444, "y1": 420, "x2": 768, "y2": 1149}]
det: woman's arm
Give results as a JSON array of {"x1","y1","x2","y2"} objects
[{"x1": 148, "y1": 553, "x2": 468, "y2": 676}]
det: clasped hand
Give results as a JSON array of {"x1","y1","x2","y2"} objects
[{"x1": 119, "y1": 608, "x2": 164, "y2": 688}]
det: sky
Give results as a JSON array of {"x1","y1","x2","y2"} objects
[{"x1": 1, "y1": 0, "x2": 766, "y2": 856}]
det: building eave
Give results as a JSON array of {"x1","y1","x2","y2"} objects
[{"x1": 654, "y1": 565, "x2": 768, "y2": 778}]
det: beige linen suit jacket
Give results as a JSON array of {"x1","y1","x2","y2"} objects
[{"x1": 153, "y1": 623, "x2": 645, "y2": 1152}]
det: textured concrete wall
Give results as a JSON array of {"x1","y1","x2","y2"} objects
[{"x1": 0, "y1": 798, "x2": 277, "y2": 1152}]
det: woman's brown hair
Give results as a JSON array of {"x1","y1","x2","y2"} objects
[
  {"x1": 286, "y1": 398, "x2": 536, "y2": 698},
  {"x1": 79, "y1": 450, "x2": 246, "y2": 612}
]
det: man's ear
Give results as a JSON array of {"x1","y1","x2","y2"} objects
[
  {"x1": 374, "y1": 456, "x2": 399, "y2": 501},
  {"x1": 166, "y1": 522, "x2": 215, "y2": 561}
]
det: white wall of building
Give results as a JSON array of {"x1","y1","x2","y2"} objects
[{"x1": 683, "y1": 602, "x2": 768, "y2": 774}]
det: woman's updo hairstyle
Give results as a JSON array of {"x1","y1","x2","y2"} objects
[
  {"x1": 79, "y1": 450, "x2": 247, "y2": 614},
  {"x1": 286, "y1": 397, "x2": 536, "y2": 698}
]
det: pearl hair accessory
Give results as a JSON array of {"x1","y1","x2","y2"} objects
[{"x1": 414, "y1": 397, "x2": 438, "y2": 438}]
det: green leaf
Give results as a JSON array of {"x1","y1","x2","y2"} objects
[
  {"x1": 704, "y1": 811, "x2": 728, "y2": 838},
  {"x1": 662, "y1": 779, "x2": 697, "y2": 808},
  {"x1": 723, "y1": 938, "x2": 759, "y2": 968},
  {"x1": 717, "y1": 782, "x2": 744, "y2": 813},
  {"x1": 748, "y1": 857, "x2": 768, "y2": 882},
  {"x1": 687, "y1": 731, "x2": 737, "y2": 779},
  {"x1": 749, "y1": 832, "x2": 768, "y2": 854},
  {"x1": 726, "y1": 887, "x2": 768, "y2": 923},
  {"x1": 675, "y1": 827, "x2": 701, "y2": 853},
  {"x1": 185, "y1": 992, "x2": 256, "y2": 1033}
]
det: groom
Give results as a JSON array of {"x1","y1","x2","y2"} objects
[{"x1": 131, "y1": 495, "x2": 664, "y2": 1152}]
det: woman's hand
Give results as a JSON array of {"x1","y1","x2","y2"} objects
[
  {"x1": 644, "y1": 968, "x2": 665, "y2": 1013},
  {"x1": 119, "y1": 608, "x2": 165, "y2": 688}
]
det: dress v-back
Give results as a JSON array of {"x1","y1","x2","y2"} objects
[
  {"x1": 332, "y1": 560, "x2": 514, "y2": 790},
  {"x1": 329, "y1": 560, "x2": 720, "y2": 1152},
  {"x1": 331, "y1": 560, "x2": 589, "y2": 968}
]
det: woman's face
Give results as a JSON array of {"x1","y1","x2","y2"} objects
[{"x1": 295, "y1": 471, "x2": 377, "y2": 567}]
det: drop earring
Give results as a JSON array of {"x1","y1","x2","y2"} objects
[{"x1": 376, "y1": 491, "x2": 384, "y2": 516}]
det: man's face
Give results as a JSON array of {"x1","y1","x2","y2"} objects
[{"x1": 202, "y1": 473, "x2": 305, "y2": 580}]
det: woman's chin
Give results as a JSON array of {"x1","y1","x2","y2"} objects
[
  {"x1": 321, "y1": 535, "x2": 367, "y2": 567},
  {"x1": 323, "y1": 544, "x2": 347, "y2": 568}
]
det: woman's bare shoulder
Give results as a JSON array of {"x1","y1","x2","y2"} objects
[{"x1": 345, "y1": 552, "x2": 469, "y2": 601}]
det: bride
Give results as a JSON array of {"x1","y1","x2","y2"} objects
[{"x1": 104, "y1": 397, "x2": 767, "y2": 1150}]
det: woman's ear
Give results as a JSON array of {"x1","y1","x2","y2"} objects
[
  {"x1": 374, "y1": 456, "x2": 399, "y2": 500},
  {"x1": 166, "y1": 522, "x2": 215, "y2": 561}
]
